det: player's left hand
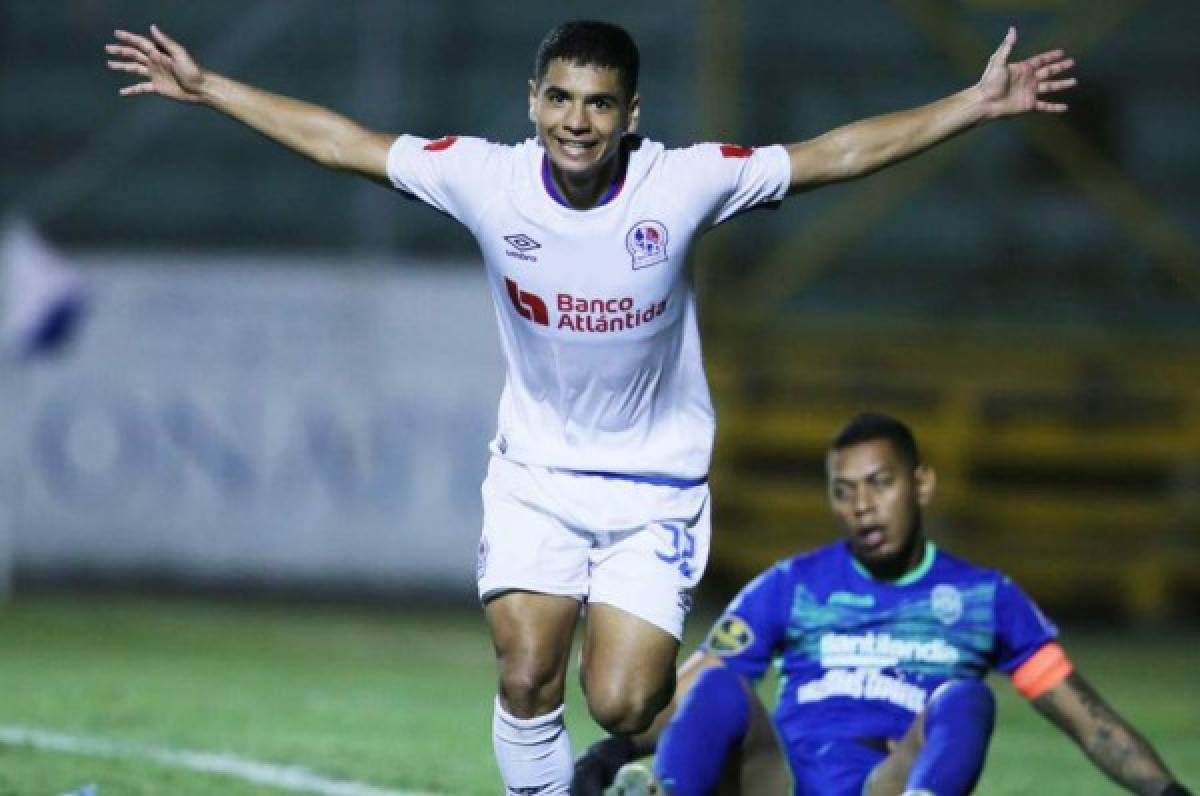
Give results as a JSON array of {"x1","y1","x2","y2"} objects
[
  {"x1": 571, "y1": 737, "x2": 637, "y2": 795},
  {"x1": 106, "y1": 24, "x2": 206, "y2": 103},
  {"x1": 976, "y1": 27, "x2": 1076, "y2": 117}
]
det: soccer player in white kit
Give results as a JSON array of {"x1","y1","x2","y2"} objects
[{"x1": 106, "y1": 20, "x2": 1075, "y2": 795}]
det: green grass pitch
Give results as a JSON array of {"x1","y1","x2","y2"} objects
[{"x1": 0, "y1": 595, "x2": 1196, "y2": 794}]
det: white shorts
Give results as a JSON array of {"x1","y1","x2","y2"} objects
[{"x1": 476, "y1": 455, "x2": 711, "y2": 640}]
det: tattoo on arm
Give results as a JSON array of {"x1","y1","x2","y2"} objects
[
  {"x1": 1035, "y1": 673, "x2": 1174, "y2": 794},
  {"x1": 1074, "y1": 678, "x2": 1136, "y2": 778}
]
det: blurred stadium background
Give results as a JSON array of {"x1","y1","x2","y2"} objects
[{"x1": 1, "y1": 0, "x2": 1197, "y2": 793}]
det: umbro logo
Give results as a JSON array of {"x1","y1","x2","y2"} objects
[
  {"x1": 504, "y1": 233, "x2": 541, "y2": 262},
  {"x1": 504, "y1": 233, "x2": 541, "y2": 252}
]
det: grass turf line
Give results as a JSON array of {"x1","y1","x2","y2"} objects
[{"x1": 0, "y1": 595, "x2": 1196, "y2": 794}]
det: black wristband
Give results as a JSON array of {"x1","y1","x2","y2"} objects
[{"x1": 1160, "y1": 784, "x2": 1192, "y2": 796}]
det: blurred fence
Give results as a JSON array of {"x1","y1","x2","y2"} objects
[{"x1": 705, "y1": 318, "x2": 1200, "y2": 623}]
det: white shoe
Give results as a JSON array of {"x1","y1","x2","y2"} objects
[{"x1": 604, "y1": 762, "x2": 667, "y2": 795}]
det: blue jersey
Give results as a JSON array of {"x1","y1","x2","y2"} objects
[{"x1": 702, "y1": 541, "x2": 1057, "y2": 747}]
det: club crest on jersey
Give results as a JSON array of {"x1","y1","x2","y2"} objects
[
  {"x1": 626, "y1": 220, "x2": 669, "y2": 270},
  {"x1": 707, "y1": 615, "x2": 755, "y2": 656},
  {"x1": 931, "y1": 584, "x2": 964, "y2": 625}
]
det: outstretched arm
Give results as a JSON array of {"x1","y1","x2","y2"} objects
[
  {"x1": 1032, "y1": 671, "x2": 1189, "y2": 795},
  {"x1": 106, "y1": 25, "x2": 394, "y2": 181},
  {"x1": 785, "y1": 26, "x2": 1076, "y2": 193}
]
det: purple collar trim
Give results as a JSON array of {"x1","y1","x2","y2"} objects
[{"x1": 541, "y1": 154, "x2": 625, "y2": 209}]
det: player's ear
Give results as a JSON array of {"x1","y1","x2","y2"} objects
[
  {"x1": 528, "y1": 79, "x2": 538, "y2": 123},
  {"x1": 626, "y1": 93, "x2": 641, "y2": 133},
  {"x1": 914, "y1": 464, "x2": 936, "y2": 506}
]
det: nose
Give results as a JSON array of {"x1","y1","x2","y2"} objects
[
  {"x1": 563, "y1": 101, "x2": 589, "y2": 133},
  {"x1": 852, "y1": 490, "x2": 874, "y2": 517}
]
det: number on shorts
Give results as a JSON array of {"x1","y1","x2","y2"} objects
[{"x1": 655, "y1": 522, "x2": 696, "y2": 578}]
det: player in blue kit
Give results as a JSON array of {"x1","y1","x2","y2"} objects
[{"x1": 577, "y1": 414, "x2": 1192, "y2": 796}]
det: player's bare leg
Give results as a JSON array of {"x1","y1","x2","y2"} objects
[
  {"x1": 727, "y1": 682, "x2": 791, "y2": 796},
  {"x1": 580, "y1": 603, "x2": 679, "y2": 735},
  {"x1": 486, "y1": 590, "x2": 582, "y2": 794},
  {"x1": 864, "y1": 712, "x2": 924, "y2": 796},
  {"x1": 487, "y1": 590, "x2": 580, "y2": 715}
]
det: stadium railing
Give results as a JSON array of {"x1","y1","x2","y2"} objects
[{"x1": 705, "y1": 320, "x2": 1200, "y2": 623}]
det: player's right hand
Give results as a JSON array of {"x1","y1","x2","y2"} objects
[
  {"x1": 106, "y1": 25, "x2": 205, "y2": 102},
  {"x1": 571, "y1": 736, "x2": 638, "y2": 795}
]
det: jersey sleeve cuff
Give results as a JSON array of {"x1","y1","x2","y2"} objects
[
  {"x1": 384, "y1": 134, "x2": 419, "y2": 192},
  {"x1": 763, "y1": 143, "x2": 792, "y2": 202}
]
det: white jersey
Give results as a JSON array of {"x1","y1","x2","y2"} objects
[{"x1": 386, "y1": 134, "x2": 790, "y2": 478}]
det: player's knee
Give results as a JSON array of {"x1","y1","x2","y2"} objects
[
  {"x1": 931, "y1": 679, "x2": 995, "y2": 713},
  {"x1": 497, "y1": 658, "x2": 566, "y2": 718},
  {"x1": 928, "y1": 680, "x2": 996, "y2": 734},
  {"x1": 585, "y1": 680, "x2": 670, "y2": 736},
  {"x1": 587, "y1": 696, "x2": 661, "y2": 736}
]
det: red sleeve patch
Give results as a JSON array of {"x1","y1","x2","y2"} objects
[
  {"x1": 720, "y1": 143, "x2": 754, "y2": 158},
  {"x1": 423, "y1": 135, "x2": 459, "y2": 152}
]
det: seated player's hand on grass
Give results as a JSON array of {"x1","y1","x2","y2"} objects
[
  {"x1": 975, "y1": 26, "x2": 1076, "y2": 118},
  {"x1": 572, "y1": 736, "x2": 638, "y2": 795},
  {"x1": 106, "y1": 25, "x2": 205, "y2": 102}
]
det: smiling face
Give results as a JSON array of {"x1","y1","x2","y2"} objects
[
  {"x1": 826, "y1": 438, "x2": 936, "y2": 579},
  {"x1": 528, "y1": 58, "x2": 639, "y2": 203}
]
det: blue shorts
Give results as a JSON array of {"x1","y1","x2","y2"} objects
[{"x1": 786, "y1": 739, "x2": 886, "y2": 796}]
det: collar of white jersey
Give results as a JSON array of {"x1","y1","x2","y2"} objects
[{"x1": 539, "y1": 134, "x2": 642, "y2": 210}]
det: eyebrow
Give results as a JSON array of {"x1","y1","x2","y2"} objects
[
  {"x1": 542, "y1": 84, "x2": 620, "y2": 104},
  {"x1": 830, "y1": 465, "x2": 892, "y2": 487}
]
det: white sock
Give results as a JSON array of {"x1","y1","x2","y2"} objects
[{"x1": 493, "y1": 697, "x2": 573, "y2": 796}]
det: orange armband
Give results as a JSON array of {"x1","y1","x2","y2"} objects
[{"x1": 1011, "y1": 642, "x2": 1073, "y2": 700}]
